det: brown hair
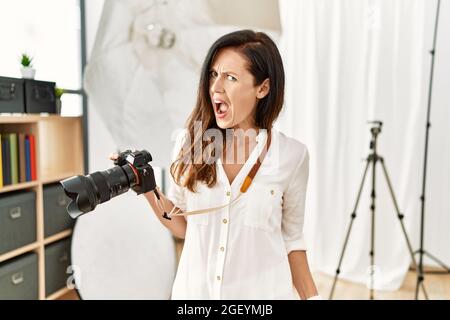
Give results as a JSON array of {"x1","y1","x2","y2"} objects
[{"x1": 170, "y1": 30, "x2": 285, "y2": 192}]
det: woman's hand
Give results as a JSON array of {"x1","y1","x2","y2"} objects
[
  {"x1": 108, "y1": 153, "x2": 118, "y2": 161},
  {"x1": 108, "y1": 153, "x2": 186, "y2": 238}
]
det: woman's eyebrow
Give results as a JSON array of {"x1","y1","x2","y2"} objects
[{"x1": 210, "y1": 67, "x2": 239, "y2": 76}]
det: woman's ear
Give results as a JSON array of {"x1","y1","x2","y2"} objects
[{"x1": 256, "y1": 78, "x2": 270, "y2": 99}]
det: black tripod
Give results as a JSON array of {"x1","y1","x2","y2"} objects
[
  {"x1": 415, "y1": 0, "x2": 450, "y2": 300},
  {"x1": 329, "y1": 121, "x2": 425, "y2": 300}
]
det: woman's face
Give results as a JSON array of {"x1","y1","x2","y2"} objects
[{"x1": 209, "y1": 48, "x2": 269, "y2": 130}]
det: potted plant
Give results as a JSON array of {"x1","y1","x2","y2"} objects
[
  {"x1": 55, "y1": 87, "x2": 64, "y2": 114},
  {"x1": 20, "y1": 53, "x2": 35, "y2": 79}
]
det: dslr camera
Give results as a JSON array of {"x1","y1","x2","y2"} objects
[{"x1": 60, "y1": 149, "x2": 156, "y2": 219}]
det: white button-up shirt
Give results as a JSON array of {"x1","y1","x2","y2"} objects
[{"x1": 167, "y1": 129, "x2": 309, "y2": 299}]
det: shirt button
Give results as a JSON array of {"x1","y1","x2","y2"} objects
[
  {"x1": 220, "y1": 246, "x2": 225, "y2": 251},
  {"x1": 217, "y1": 276, "x2": 221, "y2": 281},
  {"x1": 226, "y1": 191, "x2": 231, "y2": 196},
  {"x1": 222, "y1": 218, "x2": 228, "y2": 224}
]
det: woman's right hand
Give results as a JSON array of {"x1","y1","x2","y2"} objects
[{"x1": 108, "y1": 153, "x2": 119, "y2": 161}]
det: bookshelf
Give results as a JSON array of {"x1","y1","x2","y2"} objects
[{"x1": 0, "y1": 114, "x2": 84, "y2": 300}]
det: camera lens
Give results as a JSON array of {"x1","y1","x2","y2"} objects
[{"x1": 60, "y1": 164, "x2": 137, "y2": 219}]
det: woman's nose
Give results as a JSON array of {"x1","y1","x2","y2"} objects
[{"x1": 210, "y1": 77, "x2": 224, "y2": 93}]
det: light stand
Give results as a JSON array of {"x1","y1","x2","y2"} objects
[{"x1": 414, "y1": 0, "x2": 450, "y2": 300}]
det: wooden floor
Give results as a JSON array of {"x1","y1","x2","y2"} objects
[
  {"x1": 314, "y1": 270, "x2": 450, "y2": 300},
  {"x1": 58, "y1": 290, "x2": 79, "y2": 300}
]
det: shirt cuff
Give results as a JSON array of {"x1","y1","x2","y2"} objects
[
  {"x1": 284, "y1": 234, "x2": 307, "y2": 254},
  {"x1": 168, "y1": 198, "x2": 186, "y2": 212}
]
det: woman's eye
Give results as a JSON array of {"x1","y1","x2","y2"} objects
[
  {"x1": 227, "y1": 75, "x2": 237, "y2": 81},
  {"x1": 210, "y1": 71, "x2": 218, "y2": 78}
]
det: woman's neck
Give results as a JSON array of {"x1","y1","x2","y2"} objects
[{"x1": 222, "y1": 125, "x2": 260, "y2": 165}]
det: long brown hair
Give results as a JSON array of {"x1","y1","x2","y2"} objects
[{"x1": 170, "y1": 30, "x2": 285, "y2": 192}]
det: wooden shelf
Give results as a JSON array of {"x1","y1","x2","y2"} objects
[
  {"x1": 43, "y1": 229, "x2": 73, "y2": 246},
  {"x1": 0, "y1": 114, "x2": 49, "y2": 123},
  {"x1": 0, "y1": 242, "x2": 40, "y2": 263},
  {"x1": 0, "y1": 114, "x2": 82, "y2": 123},
  {"x1": 0, "y1": 180, "x2": 39, "y2": 194},
  {"x1": 0, "y1": 115, "x2": 83, "y2": 300}
]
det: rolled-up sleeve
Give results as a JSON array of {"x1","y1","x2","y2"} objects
[
  {"x1": 281, "y1": 147, "x2": 309, "y2": 254},
  {"x1": 166, "y1": 131, "x2": 187, "y2": 211},
  {"x1": 167, "y1": 177, "x2": 187, "y2": 211}
]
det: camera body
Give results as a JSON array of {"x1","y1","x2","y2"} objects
[
  {"x1": 114, "y1": 149, "x2": 156, "y2": 195},
  {"x1": 60, "y1": 149, "x2": 156, "y2": 219}
]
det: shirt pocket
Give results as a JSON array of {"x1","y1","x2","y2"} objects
[
  {"x1": 244, "y1": 183, "x2": 283, "y2": 232},
  {"x1": 186, "y1": 186, "x2": 211, "y2": 226}
]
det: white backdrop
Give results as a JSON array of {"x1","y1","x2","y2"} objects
[{"x1": 277, "y1": 0, "x2": 450, "y2": 291}]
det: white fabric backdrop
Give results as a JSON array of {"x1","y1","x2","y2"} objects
[{"x1": 277, "y1": 0, "x2": 450, "y2": 291}]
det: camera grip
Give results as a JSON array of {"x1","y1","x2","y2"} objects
[{"x1": 131, "y1": 164, "x2": 156, "y2": 195}]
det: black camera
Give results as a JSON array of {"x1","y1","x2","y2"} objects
[{"x1": 60, "y1": 149, "x2": 156, "y2": 219}]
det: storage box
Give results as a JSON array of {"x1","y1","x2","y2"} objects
[
  {"x1": 43, "y1": 183, "x2": 74, "y2": 237},
  {"x1": 24, "y1": 79, "x2": 56, "y2": 114},
  {"x1": 0, "y1": 252, "x2": 39, "y2": 300},
  {"x1": 0, "y1": 76, "x2": 25, "y2": 113},
  {"x1": 45, "y1": 238, "x2": 72, "y2": 296},
  {"x1": 0, "y1": 190, "x2": 36, "y2": 255}
]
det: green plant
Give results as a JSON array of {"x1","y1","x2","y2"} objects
[
  {"x1": 55, "y1": 87, "x2": 65, "y2": 99},
  {"x1": 20, "y1": 53, "x2": 33, "y2": 67}
]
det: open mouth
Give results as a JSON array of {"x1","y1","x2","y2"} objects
[{"x1": 213, "y1": 99, "x2": 229, "y2": 118}]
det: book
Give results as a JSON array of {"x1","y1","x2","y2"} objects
[
  {"x1": 9, "y1": 133, "x2": 18, "y2": 184},
  {"x1": 18, "y1": 133, "x2": 26, "y2": 183},
  {"x1": 29, "y1": 134, "x2": 36, "y2": 181},
  {"x1": 25, "y1": 135, "x2": 31, "y2": 182},
  {"x1": 2, "y1": 134, "x2": 11, "y2": 186}
]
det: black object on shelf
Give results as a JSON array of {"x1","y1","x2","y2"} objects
[
  {"x1": 0, "y1": 190, "x2": 37, "y2": 255},
  {"x1": 24, "y1": 79, "x2": 56, "y2": 114},
  {"x1": 0, "y1": 76, "x2": 26, "y2": 113},
  {"x1": 0, "y1": 76, "x2": 56, "y2": 114},
  {"x1": 0, "y1": 252, "x2": 39, "y2": 300},
  {"x1": 45, "y1": 238, "x2": 71, "y2": 296},
  {"x1": 43, "y1": 183, "x2": 75, "y2": 237}
]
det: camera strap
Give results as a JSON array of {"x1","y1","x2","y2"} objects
[{"x1": 167, "y1": 130, "x2": 272, "y2": 218}]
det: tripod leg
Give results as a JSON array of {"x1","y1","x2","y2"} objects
[
  {"x1": 370, "y1": 155, "x2": 377, "y2": 300},
  {"x1": 329, "y1": 159, "x2": 371, "y2": 299},
  {"x1": 422, "y1": 251, "x2": 450, "y2": 272},
  {"x1": 415, "y1": 269, "x2": 428, "y2": 299},
  {"x1": 379, "y1": 158, "x2": 428, "y2": 299}
]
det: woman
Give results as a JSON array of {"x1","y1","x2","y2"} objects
[{"x1": 113, "y1": 30, "x2": 319, "y2": 300}]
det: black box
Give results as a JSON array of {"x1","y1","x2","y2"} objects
[
  {"x1": 45, "y1": 238, "x2": 72, "y2": 296},
  {"x1": 0, "y1": 252, "x2": 39, "y2": 300},
  {"x1": 0, "y1": 190, "x2": 37, "y2": 255},
  {"x1": 43, "y1": 183, "x2": 75, "y2": 237},
  {"x1": 0, "y1": 76, "x2": 25, "y2": 113},
  {"x1": 24, "y1": 79, "x2": 56, "y2": 114},
  {"x1": 0, "y1": 76, "x2": 57, "y2": 114}
]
